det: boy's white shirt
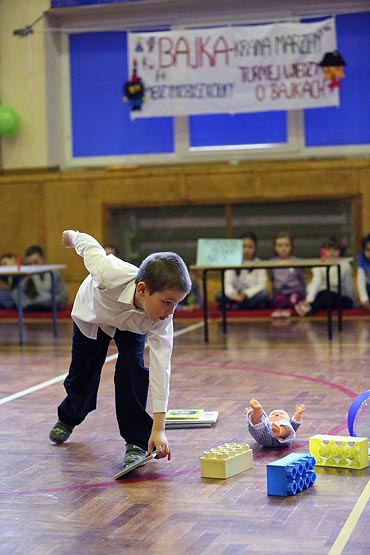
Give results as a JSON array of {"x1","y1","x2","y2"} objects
[
  {"x1": 224, "y1": 259, "x2": 267, "y2": 298},
  {"x1": 69, "y1": 231, "x2": 172, "y2": 413},
  {"x1": 306, "y1": 260, "x2": 354, "y2": 304}
]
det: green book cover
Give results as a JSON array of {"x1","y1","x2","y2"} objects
[{"x1": 166, "y1": 409, "x2": 204, "y2": 420}]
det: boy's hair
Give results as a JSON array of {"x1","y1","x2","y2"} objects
[
  {"x1": 25, "y1": 245, "x2": 44, "y2": 258},
  {"x1": 273, "y1": 231, "x2": 294, "y2": 247},
  {"x1": 322, "y1": 236, "x2": 341, "y2": 252},
  {"x1": 104, "y1": 244, "x2": 120, "y2": 257},
  {"x1": 0, "y1": 252, "x2": 16, "y2": 264},
  {"x1": 240, "y1": 231, "x2": 258, "y2": 245},
  {"x1": 136, "y1": 252, "x2": 192, "y2": 294}
]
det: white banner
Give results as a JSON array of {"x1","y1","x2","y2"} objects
[{"x1": 127, "y1": 18, "x2": 339, "y2": 117}]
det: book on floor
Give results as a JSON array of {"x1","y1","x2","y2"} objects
[
  {"x1": 165, "y1": 410, "x2": 219, "y2": 429},
  {"x1": 166, "y1": 409, "x2": 204, "y2": 420}
]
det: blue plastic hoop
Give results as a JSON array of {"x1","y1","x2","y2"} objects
[{"x1": 347, "y1": 390, "x2": 370, "y2": 436}]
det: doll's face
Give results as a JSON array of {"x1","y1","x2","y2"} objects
[{"x1": 268, "y1": 409, "x2": 289, "y2": 422}]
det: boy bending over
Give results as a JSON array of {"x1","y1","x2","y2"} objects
[{"x1": 49, "y1": 230, "x2": 191, "y2": 472}]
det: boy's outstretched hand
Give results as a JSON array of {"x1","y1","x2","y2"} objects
[{"x1": 62, "y1": 230, "x2": 77, "y2": 248}]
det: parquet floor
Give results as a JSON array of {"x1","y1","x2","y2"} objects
[{"x1": 0, "y1": 316, "x2": 369, "y2": 555}]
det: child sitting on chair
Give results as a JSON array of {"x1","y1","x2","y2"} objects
[{"x1": 245, "y1": 398, "x2": 305, "y2": 447}]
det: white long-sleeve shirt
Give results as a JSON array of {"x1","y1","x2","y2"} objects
[
  {"x1": 306, "y1": 260, "x2": 354, "y2": 304},
  {"x1": 70, "y1": 231, "x2": 173, "y2": 413},
  {"x1": 224, "y1": 259, "x2": 267, "y2": 299}
]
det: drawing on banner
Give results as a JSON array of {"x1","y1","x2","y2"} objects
[
  {"x1": 123, "y1": 59, "x2": 146, "y2": 111},
  {"x1": 319, "y1": 50, "x2": 346, "y2": 90},
  {"x1": 126, "y1": 18, "x2": 340, "y2": 118}
]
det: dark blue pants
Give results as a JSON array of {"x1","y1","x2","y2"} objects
[
  {"x1": 310, "y1": 291, "x2": 353, "y2": 313},
  {"x1": 58, "y1": 323, "x2": 152, "y2": 451}
]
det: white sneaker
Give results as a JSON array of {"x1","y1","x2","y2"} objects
[
  {"x1": 271, "y1": 310, "x2": 282, "y2": 318},
  {"x1": 279, "y1": 310, "x2": 291, "y2": 318}
]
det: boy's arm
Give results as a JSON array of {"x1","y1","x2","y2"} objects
[
  {"x1": 306, "y1": 268, "x2": 322, "y2": 304},
  {"x1": 62, "y1": 230, "x2": 137, "y2": 287},
  {"x1": 357, "y1": 267, "x2": 369, "y2": 303},
  {"x1": 342, "y1": 261, "x2": 355, "y2": 300},
  {"x1": 224, "y1": 269, "x2": 240, "y2": 300}
]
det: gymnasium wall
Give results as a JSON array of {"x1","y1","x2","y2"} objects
[
  {"x1": 0, "y1": 158, "x2": 369, "y2": 298},
  {"x1": 1, "y1": 1, "x2": 370, "y2": 300}
]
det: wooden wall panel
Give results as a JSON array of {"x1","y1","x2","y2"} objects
[
  {"x1": 0, "y1": 180, "x2": 45, "y2": 259},
  {"x1": 358, "y1": 168, "x2": 370, "y2": 234},
  {"x1": 102, "y1": 174, "x2": 187, "y2": 206},
  {"x1": 1, "y1": 158, "x2": 370, "y2": 301},
  {"x1": 43, "y1": 177, "x2": 104, "y2": 295}
]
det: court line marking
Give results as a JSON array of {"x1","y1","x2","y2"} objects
[
  {"x1": 0, "y1": 362, "x2": 359, "y2": 498},
  {"x1": 1, "y1": 323, "x2": 367, "y2": 554},
  {"x1": 0, "y1": 321, "x2": 204, "y2": 406},
  {"x1": 328, "y1": 479, "x2": 370, "y2": 555}
]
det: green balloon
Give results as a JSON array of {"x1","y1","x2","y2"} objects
[{"x1": 0, "y1": 105, "x2": 20, "y2": 135}]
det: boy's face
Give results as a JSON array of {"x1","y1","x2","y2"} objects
[
  {"x1": 0, "y1": 255, "x2": 16, "y2": 266},
  {"x1": 134, "y1": 282, "x2": 186, "y2": 322},
  {"x1": 242, "y1": 238, "x2": 256, "y2": 261},
  {"x1": 274, "y1": 237, "x2": 292, "y2": 258},
  {"x1": 25, "y1": 253, "x2": 44, "y2": 265},
  {"x1": 363, "y1": 242, "x2": 370, "y2": 260},
  {"x1": 326, "y1": 247, "x2": 340, "y2": 258}
]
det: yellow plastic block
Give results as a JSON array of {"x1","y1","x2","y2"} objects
[
  {"x1": 200, "y1": 442, "x2": 253, "y2": 479},
  {"x1": 309, "y1": 434, "x2": 369, "y2": 470}
]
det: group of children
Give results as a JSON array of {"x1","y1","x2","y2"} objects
[
  {"x1": 0, "y1": 246, "x2": 68, "y2": 312},
  {"x1": 215, "y1": 231, "x2": 370, "y2": 317}
]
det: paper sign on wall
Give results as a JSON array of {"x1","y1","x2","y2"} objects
[{"x1": 127, "y1": 18, "x2": 339, "y2": 117}]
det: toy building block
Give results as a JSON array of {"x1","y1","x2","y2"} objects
[
  {"x1": 266, "y1": 452, "x2": 316, "y2": 496},
  {"x1": 309, "y1": 434, "x2": 369, "y2": 470},
  {"x1": 200, "y1": 443, "x2": 253, "y2": 479}
]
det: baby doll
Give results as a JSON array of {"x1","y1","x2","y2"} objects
[{"x1": 245, "y1": 398, "x2": 305, "y2": 447}]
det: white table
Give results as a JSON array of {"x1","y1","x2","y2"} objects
[
  {"x1": 191, "y1": 258, "x2": 352, "y2": 342},
  {"x1": 0, "y1": 264, "x2": 67, "y2": 345}
]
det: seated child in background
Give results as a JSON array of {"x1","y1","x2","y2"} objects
[
  {"x1": 295, "y1": 236, "x2": 354, "y2": 316},
  {"x1": 356, "y1": 233, "x2": 370, "y2": 309},
  {"x1": 270, "y1": 232, "x2": 306, "y2": 318},
  {"x1": 104, "y1": 244, "x2": 121, "y2": 257},
  {"x1": 0, "y1": 253, "x2": 18, "y2": 309},
  {"x1": 177, "y1": 268, "x2": 201, "y2": 312},
  {"x1": 215, "y1": 231, "x2": 270, "y2": 310},
  {"x1": 15, "y1": 245, "x2": 69, "y2": 311},
  {"x1": 245, "y1": 398, "x2": 305, "y2": 448}
]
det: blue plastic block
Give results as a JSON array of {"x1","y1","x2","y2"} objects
[{"x1": 266, "y1": 453, "x2": 316, "y2": 497}]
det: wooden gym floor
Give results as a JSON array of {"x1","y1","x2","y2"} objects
[{"x1": 0, "y1": 315, "x2": 369, "y2": 555}]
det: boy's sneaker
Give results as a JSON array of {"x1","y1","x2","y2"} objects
[
  {"x1": 124, "y1": 444, "x2": 147, "y2": 467},
  {"x1": 49, "y1": 420, "x2": 74, "y2": 444}
]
